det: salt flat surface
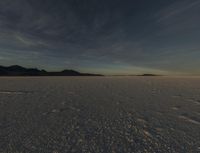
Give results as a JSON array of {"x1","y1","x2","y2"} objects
[{"x1": 0, "y1": 77, "x2": 200, "y2": 153}]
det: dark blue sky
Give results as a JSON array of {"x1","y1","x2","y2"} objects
[{"x1": 0, "y1": 0, "x2": 200, "y2": 75}]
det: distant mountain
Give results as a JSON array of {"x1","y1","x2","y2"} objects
[
  {"x1": 0, "y1": 65, "x2": 103, "y2": 76},
  {"x1": 111, "y1": 74, "x2": 161, "y2": 77},
  {"x1": 137, "y1": 74, "x2": 161, "y2": 76}
]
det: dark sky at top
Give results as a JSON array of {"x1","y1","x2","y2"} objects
[{"x1": 0, "y1": 0, "x2": 200, "y2": 75}]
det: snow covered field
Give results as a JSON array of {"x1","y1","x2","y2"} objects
[{"x1": 0, "y1": 77, "x2": 200, "y2": 153}]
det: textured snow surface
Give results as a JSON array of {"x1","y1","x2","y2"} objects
[{"x1": 0, "y1": 77, "x2": 200, "y2": 153}]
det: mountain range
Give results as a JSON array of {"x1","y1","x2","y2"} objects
[{"x1": 0, "y1": 65, "x2": 103, "y2": 76}]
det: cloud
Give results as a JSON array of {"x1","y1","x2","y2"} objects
[
  {"x1": 14, "y1": 33, "x2": 50, "y2": 48},
  {"x1": 155, "y1": 0, "x2": 200, "y2": 34},
  {"x1": 0, "y1": 0, "x2": 199, "y2": 74},
  {"x1": 156, "y1": 0, "x2": 200, "y2": 22}
]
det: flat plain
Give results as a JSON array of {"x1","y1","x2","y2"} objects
[{"x1": 0, "y1": 77, "x2": 200, "y2": 153}]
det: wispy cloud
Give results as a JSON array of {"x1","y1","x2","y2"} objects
[
  {"x1": 155, "y1": 0, "x2": 200, "y2": 34},
  {"x1": 0, "y1": 0, "x2": 199, "y2": 74},
  {"x1": 14, "y1": 33, "x2": 49, "y2": 47},
  {"x1": 156, "y1": 0, "x2": 200, "y2": 23}
]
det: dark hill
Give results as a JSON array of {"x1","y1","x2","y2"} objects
[
  {"x1": 137, "y1": 74, "x2": 161, "y2": 76},
  {"x1": 0, "y1": 65, "x2": 103, "y2": 76}
]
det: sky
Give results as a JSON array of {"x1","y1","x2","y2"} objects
[{"x1": 0, "y1": 0, "x2": 200, "y2": 75}]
